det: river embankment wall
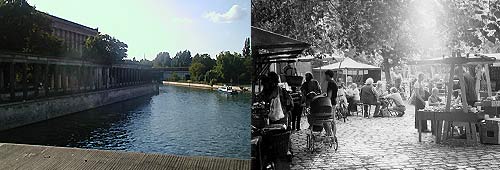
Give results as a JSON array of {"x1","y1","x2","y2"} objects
[{"x1": 0, "y1": 84, "x2": 158, "y2": 131}]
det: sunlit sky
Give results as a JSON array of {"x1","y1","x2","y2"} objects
[{"x1": 27, "y1": 0, "x2": 250, "y2": 60}]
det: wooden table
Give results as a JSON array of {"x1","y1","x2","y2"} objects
[{"x1": 416, "y1": 110, "x2": 480, "y2": 143}]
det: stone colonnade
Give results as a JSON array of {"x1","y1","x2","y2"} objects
[{"x1": 0, "y1": 54, "x2": 153, "y2": 103}]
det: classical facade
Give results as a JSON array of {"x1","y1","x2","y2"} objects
[{"x1": 46, "y1": 14, "x2": 99, "y2": 56}]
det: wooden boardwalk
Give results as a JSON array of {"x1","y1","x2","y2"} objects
[{"x1": 0, "y1": 143, "x2": 250, "y2": 170}]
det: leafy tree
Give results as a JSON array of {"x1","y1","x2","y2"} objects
[
  {"x1": 139, "y1": 58, "x2": 153, "y2": 66},
  {"x1": 171, "y1": 50, "x2": 192, "y2": 67},
  {"x1": 333, "y1": 0, "x2": 416, "y2": 83},
  {"x1": 214, "y1": 51, "x2": 245, "y2": 84},
  {"x1": 170, "y1": 72, "x2": 179, "y2": 82},
  {"x1": 83, "y1": 34, "x2": 128, "y2": 64},
  {"x1": 241, "y1": 37, "x2": 252, "y2": 84},
  {"x1": 0, "y1": 0, "x2": 62, "y2": 56},
  {"x1": 437, "y1": 0, "x2": 500, "y2": 53},
  {"x1": 190, "y1": 53, "x2": 215, "y2": 81},
  {"x1": 189, "y1": 62, "x2": 206, "y2": 82},
  {"x1": 205, "y1": 69, "x2": 221, "y2": 84},
  {"x1": 192, "y1": 54, "x2": 216, "y2": 70},
  {"x1": 153, "y1": 52, "x2": 171, "y2": 67},
  {"x1": 242, "y1": 37, "x2": 251, "y2": 58},
  {"x1": 251, "y1": 0, "x2": 338, "y2": 53}
]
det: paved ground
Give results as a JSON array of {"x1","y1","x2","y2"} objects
[
  {"x1": 0, "y1": 143, "x2": 250, "y2": 170},
  {"x1": 290, "y1": 104, "x2": 500, "y2": 170}
]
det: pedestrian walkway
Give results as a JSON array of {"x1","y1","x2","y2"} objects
[
  {"x1": 291, "y1": 104, "x2": 500, "y2": 169},
  {"x1": 0, "y1": 143, "x2": 250, "y2": 170}
]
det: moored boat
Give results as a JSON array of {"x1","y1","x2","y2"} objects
[{"x1": 217, "y1": 85, "x2": 238, "y2": 94}]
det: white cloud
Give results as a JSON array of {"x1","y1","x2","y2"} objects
[
  {"x1": 203, "y1": 5, "x2": 247, "y2": 23},
  {"x1": 172, "y1": 17, "x2": 194, "y2": 25}
]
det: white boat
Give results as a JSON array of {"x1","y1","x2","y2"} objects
[{"x1": 217, "y1": 85, "x2": 238, "y2": 94}]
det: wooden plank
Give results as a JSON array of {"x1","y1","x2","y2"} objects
[
  {"x1": 457, "y1": 65, "x2": 468, "y2": 112},
  {"x1": 485, "y1": 63, "x2": 492, "y2": 97},
  {"x1": 475, "y1": 65, "x2": 481, "y2": 100},
  {"x1": 0, "y1": 143, "x2": 250, "y2": 170}
]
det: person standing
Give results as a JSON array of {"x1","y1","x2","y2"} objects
[
  {"x1": 360, "y1": 78, "x2": 381, "y2": 117},
  {"x1": 293, "y1": 73, "x2": 321, "y2": 131},
  {"x1": 324, "y1": 70, "x2": 338, "y2": 137},
  {"x1": 412, "y1": 73, "x2": 428, "y2": 132}
]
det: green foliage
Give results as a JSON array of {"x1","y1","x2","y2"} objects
[
  {"x1": 153, "y1": 52, "x2": 171, "y2": 67},
  {"x1": 139, "y1": 58, "x2": 153, "y2": 66},
  {"x1": 252, "y1": 0, "x2": 338, "y2": 53},
  {"x1": 171, "y1": 50, "x2": 192, "y2": 67},
  {"x1": 242, "y1": 37, "x2": 251, "y2": 58},
  {"x1": 213, "y1": 51, "x2": 245, "y2": 84},
  {"x1": 0, "y1": 0, "x2": 62, "y2": 56},
  {"x1": 170, "y1": 72, "x2": 180, "y2": 82},
  {"x1": 205, "y1": 69, "x2": 221, "y2": 84},
  {"x1": 189, "y1": 62, "x2": 206, "y2": 82},
  {"x1": 83, "y1": 34, "x2": 128, "y2": 64},
  {"x1": 189, "y1": 53, "x2": 215, "y2": 81}
]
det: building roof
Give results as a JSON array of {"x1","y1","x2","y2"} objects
[
  {"x1": 44, "y1": 13, "x2": 99, "y2": 35},
  {"x1": 313, "y1": 57, "x2": 380, "y2": 70}
]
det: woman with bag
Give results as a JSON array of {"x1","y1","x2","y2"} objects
[
  {"x1": 259, "y1": 72, "x2": 293, "y2": 125},
  {"x1": 411, "y1": 73, "x2": 429, "y2": 132}
]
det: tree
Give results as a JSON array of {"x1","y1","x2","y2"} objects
[
  {"x1": 139, "y1": 58, "x2": 153, "y2": 66},
  {"x1": 334, "y1": 0, "x2": 416, "y2": 83},
  {"x1": 0, "y1": 0, "x2": 62, "y2": 56},
  {"x1": 170, "y1": 72, "x2": 180, "y2": 82},
  {"x1": 214, "y1": 51, "x2": 245, "y2": 84},
  {"x1": 192, "y1": 53, "x2": 216, "y2": 70},
  {"x1": 241, "y1": 37, "x2": 252, "y2": 84},
  {"x1": 171, "y1": 50, "x2": 192, "y2": 67},
  {"x1": 252, "y1": 0, "x2": 339, "y2": 53},
  {"x1": 83, "y1": 34, "x2": 128, "y2": 64},
  {"x1": 437, "y1": 0, "x2": 500, "y2": 53},
  {"x1": 190, "y1": 53, "x2": 215, "y2": 81},
  {"x1": 153, "y1": 52, "x2": 171, "y2": 67},
  {"x1": 205, "y1": 69, "x2": 221, "y2": 85}
]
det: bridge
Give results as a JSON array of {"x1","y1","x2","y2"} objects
[{"x1": 153, "y1": 67, "x2": 190, "y2": 80}]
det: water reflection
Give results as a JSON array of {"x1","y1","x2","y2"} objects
[{"x1": 0, "y1": 85, "x2": 250, "y2": 159}]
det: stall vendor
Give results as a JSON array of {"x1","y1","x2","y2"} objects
[{"x1": 257, "y1": 72, "x2": 294, "y2": 125}]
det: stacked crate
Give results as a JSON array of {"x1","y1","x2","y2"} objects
[{"x1": 481, "y1": 119, "x2": 500, "y2": 144}]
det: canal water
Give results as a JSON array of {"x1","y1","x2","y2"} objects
[{"x1": 0, "y1": 85, "x2": 250, "y2": 159}]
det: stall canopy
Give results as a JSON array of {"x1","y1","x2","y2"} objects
[
  {"x1": 251, "y1": 26, "x2": 310, "y2": 64},
  {"x1": 312, "y1": 57, "x2": 381, "y2": 87},
  {"x1": 312, "y1": 57, "x2": 380, "y2": 70},
  {"x1": 251, "y1": 26, "x2": 311, "y2": 101}
]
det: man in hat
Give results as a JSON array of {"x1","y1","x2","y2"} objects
[{"x1": 360, "y1": 78, "x2": 381, "y2": 117}]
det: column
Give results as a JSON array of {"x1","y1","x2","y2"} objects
[
  {"x1": 34, "y1": 64, "x2": 41, "y2": 97},
  {"x1": 105, "y1": 67, "x2": 110, "y2": 88},
  {"x1": 0, "y1": 63, "x2": 4, "y2": 90},
  {"x1": 9, "y1": 62, "x2": 15, "y2": 100},
  {"x1": 55, "y1": 65, "x2": 61, "y2": 93},
  {"x1": 43, "y1": 64, "x2": 49, "y2": 97},
  {"x1": 22, "y1": 63, "x2": 27, "y2": 100},
  {"x1": 50, "y1": 65, "x2": 55, "y2": 95}
]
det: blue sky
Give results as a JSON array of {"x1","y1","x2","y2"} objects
[{"x1": 27, "y1": 0, "x2": 250, "y2": 60}]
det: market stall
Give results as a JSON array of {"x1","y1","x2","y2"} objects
[
  {"x1": 251, "y1": 26, "x2": 311, "y2": 170},
  {"x1": 312, "y1": 57, "x2": 381, "y2": 86},
  {"x1": 409, "y1": 54, "x2": 497, "y2": 144}
]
